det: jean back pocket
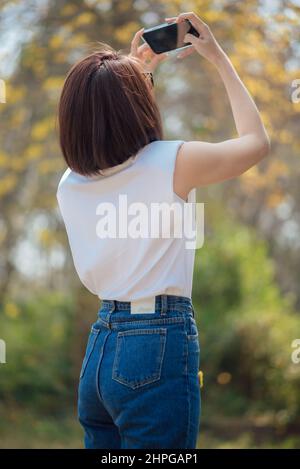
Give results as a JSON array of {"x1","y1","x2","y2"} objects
[{"x1": 112, "y1": 328, "x2": 167, "y2": 390}]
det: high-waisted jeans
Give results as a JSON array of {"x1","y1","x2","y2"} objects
[{"x1": 77, "y1": 294, "x2": 201, "y2": 449}]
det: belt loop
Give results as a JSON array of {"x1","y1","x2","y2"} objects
[
  {"x1": 106, "y1": 300, "x2": 115, "y2": 329},
  {"x1": 161, "y1": 294, "x2": 168, "y2": 316}
]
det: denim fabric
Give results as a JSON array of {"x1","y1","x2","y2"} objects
[{"x1": 77, "y1": 294, "x2": 201, "y2": 449}]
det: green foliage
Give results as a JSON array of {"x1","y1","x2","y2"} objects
[
  {"x1": 0, "y1": 410, "x2": 83, "y2": 449},
  {"x1": 0, "y1": 292, "x2": 76, "y2": 414},
  {"x1": 193, "y1": 213, "x2": 300, "y2": 422}
]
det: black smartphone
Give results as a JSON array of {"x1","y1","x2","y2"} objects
[{"x1": 142, "y1": 19, "x2": 199, "y2": 54}]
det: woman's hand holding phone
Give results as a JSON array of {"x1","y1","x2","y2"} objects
[
  {"x1": 165, "y1": 12, "x2": 225, "y2": 64},
  {"x1": 129, "y1": 27, "x2": 169, "y2": 73}
]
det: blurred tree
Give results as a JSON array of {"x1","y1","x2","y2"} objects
[
  {"x1": 0, "y1": 0, "x2": 299, "y2": 306},
  {"x1": 0, "y1": 0, "x2": 300, "y2": 437}
]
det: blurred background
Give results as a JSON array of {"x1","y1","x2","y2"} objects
[{"x1": 0, "y1": 0, "x2": 300, "y2": 449}]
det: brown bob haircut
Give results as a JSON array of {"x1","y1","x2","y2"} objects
[{"x1": 58, "y1": 45, "x2": 164, "y2": 176}]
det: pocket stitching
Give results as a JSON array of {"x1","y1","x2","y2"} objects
[{"x1": 117, "y1": 328, "x2": 167, "y2": 337}]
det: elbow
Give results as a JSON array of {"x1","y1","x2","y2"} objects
[{"x1": 258, "y1": 134, "x2": 271, "y2": 159}]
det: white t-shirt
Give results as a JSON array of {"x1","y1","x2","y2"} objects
[{"x1": 57, "y1": 140, "x2": 196, "y2": 301}]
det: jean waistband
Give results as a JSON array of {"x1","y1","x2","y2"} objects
[{"x1": 99, "y1": 294, "x2": 194, "y2": 317}]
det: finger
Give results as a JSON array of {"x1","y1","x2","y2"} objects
[
  {"x1": 131, "y1": 28, "x2": 145, "y2": 55},
  {"x1": 175, "y1": 12, "x2": 207, "y2": 33},
  {"x1": 176, "y1": 46, "x2": 196, "y2": 59},
  {"x1": 183, "y1": 33, "x2": 198, "y2": 46},
  {"x1": 156, "y1": 52, "x2": 169, "y2": 62},
  {"x1": 130, "y1": 27, "x2": 145, "y2": 55},
  {"x1": 141, "y1": 49, "x2": 153, "y2": 63},
  {"x1": 137, "y1": 42, "x2": 149, "y2": 55},
  {"x1": 177, "y1": 12, "x2": 206, "y2": 26},
  {"x1": 149, "y1": 52, "x2": 168, "y2": 69},
  {"x1": 165, "y1": 16, "x2": 185, "y2": 24},
  {"x1": 141, "y1": 48, "x2": 155, "y2": 63}
]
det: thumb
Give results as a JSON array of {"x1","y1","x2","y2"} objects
[{"x1": 183, "y1": 33, "x2": 197, "y2": 45}]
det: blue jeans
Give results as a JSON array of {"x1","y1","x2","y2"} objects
[{"x1": 77, "y1": 294, "x2": 201, "y2": 449}]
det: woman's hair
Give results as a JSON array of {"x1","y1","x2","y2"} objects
[{"x1": 58, "y1": 45, "x2": 163, "y2": 176}]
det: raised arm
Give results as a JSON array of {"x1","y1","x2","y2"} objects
[{"x1": 166, "y1": 12, "x2": 271, "y2": 199}]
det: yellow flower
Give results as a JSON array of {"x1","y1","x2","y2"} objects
[
  {"x1": 4, "y1": 302, "x2": 20, "y2": 319},
  {"x1": 198, "y1": 370, "x2": 204, "y2": 388}
]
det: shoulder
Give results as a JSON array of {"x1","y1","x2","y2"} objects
[
  {"x1": 56, "y1": 168, "x2": 72, "y2": 200},
  {"x1": 144, "y1": 139, "x2": 185, "y2": 166}
]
